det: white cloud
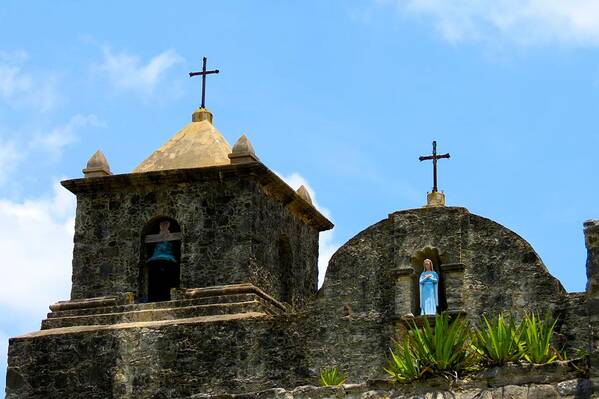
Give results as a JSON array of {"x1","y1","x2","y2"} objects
[
  {"x1": 30, "y1": 114, "x2": 103, "y2": 157},
  {"x1": 99, "y1": 47, "x2": 183, "y2": 95},
  {"x1": 277, "y1": 172, "x2": 341, "y2": 287},
  {"x1": 0, "y1": 50, "x2": 60, "y2": 112},
  {"x1": 0, "y1": 113, "x2": 102, "y2": 187},
  {"x1": 0, "y1": 183, "x2": 75, "y2": 315},
  {"x1": 383, "y1": 0, "x2": 599, "y2": 46}
]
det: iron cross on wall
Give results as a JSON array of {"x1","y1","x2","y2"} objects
[
  {"x1": 189, "y1": 57, "x2": 220, "y2": 109},
  {"x1": 419, "y1": 141, "x2": 450, "y2": 193}
]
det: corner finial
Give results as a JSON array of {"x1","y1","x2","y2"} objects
[
  {"x1": 296, "y1": 185, "x2": 313, "y2": 205},
  {"x1": 228, "y1": 134, "x2": 259, "y2": 164},
  {"x1": 83, "y1": 150, "x2": 112, "y2": 178}
]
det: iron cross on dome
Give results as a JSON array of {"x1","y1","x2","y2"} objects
[
  {"x1": 189, "y1": 57, "x2": 220, "y2": 109},
  {"x1": 419, "y1": 140, "x2": 450, "y2": 193}
]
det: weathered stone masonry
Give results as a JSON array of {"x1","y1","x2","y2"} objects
[
  {"x1": 4, "y1": 108, "x2": 598, "y2": 398},
  {"x1": 64, "y1": 163, "x2": 328, "y2": 307}
]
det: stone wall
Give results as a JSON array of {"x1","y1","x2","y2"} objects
[
  {"x1": 306, "y1": 207, "x2": 576, "y2": 383},
  {"x1": 584, "y1": 220, "x2": 599, "y2": 394},
  {"x1": 8, "y1": 313, "x2": 590, "y2": 399},
  {"x1": 250, "y1": 186, "x2": 320, "y2": 308},
  {"x1": 391, "y1": 207, "x2": 566, "y2": 318},
  {"x1": 305, "y1": 219, "x2": 396, "y2": 383},
  {"x1": 5, "y1": 202, "x2": 596, "y2": 398},
  {"x1": 64, "y1": 165, "x2": 323, "y2": 306},
  {"x1": 6, "y1": 314, "x2": 315, "y2": 399}
]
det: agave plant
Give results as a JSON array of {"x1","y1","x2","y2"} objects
[
  {"x1": 519, "y1": 312, "x2": 558, "y2": 365},
  {"x1": 472, "y1": 313, "x2": 523, "y2": 366},
  {"x1": 385, "y1": 336, "x2": 425, "y2": 383},
  {"x1": 319, "y1": 367, "x2": 346, "y2": 386},
  {"x1": 409, "y1": 314, "x2": 476, "y2": 375}
]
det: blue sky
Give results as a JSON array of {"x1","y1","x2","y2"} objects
[{"x1": 1, "y1": 1, "x2": 599, "y2": 392}]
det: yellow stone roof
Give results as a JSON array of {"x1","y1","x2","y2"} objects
[{"x1": 133, "y1": 109, "x2": 232, "y2": 173}]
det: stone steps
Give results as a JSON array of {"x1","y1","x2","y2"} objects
[
  {"x1": 46, "y1": 293, "x2": 258, "y2": 319},
  {"x1": 41, "y1": 299, "x2": 270, "y2": 330},
  {"x1": 42, "y1": 283, "x2": 289, "y2": 330}
]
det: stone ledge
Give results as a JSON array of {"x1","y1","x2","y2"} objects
[
  {"x1": 175, "y1": 283, "x2": 289, "y2": 313},
  {"x1": 13, "y1": 312, "x2": 268, "y2": 340},
  {"x1": 49, "y1": 292, "x2": 134, "y2": 312},
  {"x1": 185, "y1": 361, "x2": 589, "y2": 398},
  {"x1": 393, "y1": 311, "x2": 467, "y2": 328}
]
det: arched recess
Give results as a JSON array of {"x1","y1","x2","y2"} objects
[
  {"x1": 278, "y1": 235, "x2": 293, "y2": 305},
  {"x1": 139, "y1": 217, "x2": 182, "y2": 302},
  {"x1": 410, "y1": 247, "x2": 447, "y2": 315}
]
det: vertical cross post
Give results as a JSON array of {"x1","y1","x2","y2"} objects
[
  {"x1": 189, "y1": 57, "x2": 220, "y2": 109},
  {"x1": 419, "y1": 141, "x2": 450, "y2": 193}
]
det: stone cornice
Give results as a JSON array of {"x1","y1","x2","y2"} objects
[{"x1": 61, "y1": 162, "x2": 334, "y2": 232}]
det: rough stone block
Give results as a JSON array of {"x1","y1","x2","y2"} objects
[
  {"x1": 502, "y1": 385, "x2": 529, "y2": 399},
  {"x1": 527, "y1": 384, "x2": 558, "y2": 398}
]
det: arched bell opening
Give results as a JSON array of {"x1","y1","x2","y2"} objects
[
  {"x1": 278, "y1": 235, "x2": 293, "y2": 305},
  {"x1": 139, "y1": 217, "x2": 182, "y2": 302},
  {"x1": 410, "y1": 247, "x2": 447, "y2": 315}
]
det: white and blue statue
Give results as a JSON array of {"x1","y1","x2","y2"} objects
[{"x1": 419, "y1": 258, "x2": 439, "y2": 315}]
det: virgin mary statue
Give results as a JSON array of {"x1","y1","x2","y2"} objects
[{"x1": 419, "y1": 259, "x2": 438, "y2": 315}]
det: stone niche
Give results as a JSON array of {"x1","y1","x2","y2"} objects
[
  {"x1": 62, "y1": 162, "x2": 332, "y2": 308},
  {"x1": 393, "y1": 245, "x2": 466, "y2": 326}
]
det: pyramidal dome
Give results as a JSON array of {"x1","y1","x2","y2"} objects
[{"x1": 133, "y1": 108, "x2": 232, "y2": 173}]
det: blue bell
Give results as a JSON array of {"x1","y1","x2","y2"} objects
[{"x1": 147, "y1": 241, "x2": 177, "y2": 264}]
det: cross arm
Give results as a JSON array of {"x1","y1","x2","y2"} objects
[
  {"x1": 145, "y1": 232, "x2": 182, "y2": 243},
  {"x1": 189, "y1": 69, "x2": 220, "y2": 77}
]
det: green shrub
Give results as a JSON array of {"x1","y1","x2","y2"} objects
[
  {"x1": 409, "y1": 314, "x2": 476, "y2": 374},
  {"x1": 387, "y1": 314, "x2": 475, "y2": 382},
  {"x1": 385, "y1": 337, "x2": 425, "y2": 383},
  {"x1": 519, "y1": 312, "x2": 558, "y2": 365},
  {"x1": 473, "y1": 313, "x2": 523, "y2": 366},
  {"x1": 319, "y1": 367, "x2": 345, "y2": 386},
  {"x1": 385, "y1": 312, "x2": 560, "y2": 383}
]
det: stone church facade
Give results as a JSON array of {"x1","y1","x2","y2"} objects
[{"x1": 4, "y1": 107, "x2": 599, "y2": 398}]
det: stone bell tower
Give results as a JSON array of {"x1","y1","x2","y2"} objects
[
  {"x1": 5, "y1": 104, "x2": 333, "y2": 398},
  {"x1": 63, "y1": 106, "x2": 332, "y2": 308}
]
